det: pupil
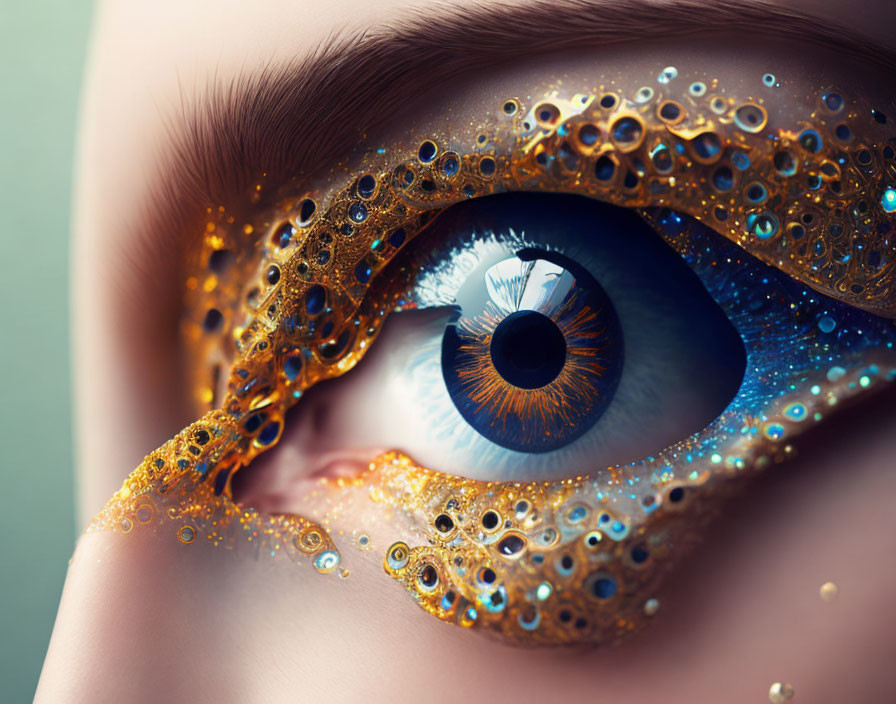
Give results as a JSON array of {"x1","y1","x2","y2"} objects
[{"x1": 490, "y1": 310, "x2": 567, "y2": 389}]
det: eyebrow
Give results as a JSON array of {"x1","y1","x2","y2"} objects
[{"x1": 134, "y1": 0, "x2": 896, "y2": 323}]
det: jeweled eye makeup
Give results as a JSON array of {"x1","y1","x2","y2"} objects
[{"x1": 89, "y1": 47, "x2": 896, "y2": 647}]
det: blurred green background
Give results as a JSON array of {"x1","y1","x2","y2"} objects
[{"x1": 0, "y1": 1, "x2": 93, "y2": 700}]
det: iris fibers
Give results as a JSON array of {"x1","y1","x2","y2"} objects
[{"x1": 441, "y1": 248, "x2": 623, "y2": 452}]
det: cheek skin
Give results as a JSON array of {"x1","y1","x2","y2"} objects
[{"x1": 39, "y1": 397, "x2": 896, "y2": 703}]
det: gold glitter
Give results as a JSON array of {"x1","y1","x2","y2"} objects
[
  {"x1": 88, "y1": 70, "x2": 896, "y2": 647},
  {"x1": 769, "y1": 681, "x2": 795, "y2": 703},
  {"x1": 643, "y1": 598, "x2": 660, "y2": 616},
  {"x1": 820, "y1": 581, "x2": 839, "y2": 602}
]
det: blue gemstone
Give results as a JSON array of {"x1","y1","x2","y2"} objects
[
  {"x1": 388, "y1": 228, "x2": 406, "y2": 247},
  {"x1": 305, "y1": 285, "x2": 325, "y2": 315},
  {"x1": 798, "y1": 129, "x2": 822, "y2": 153},
  {"x1": 651, "y1": 146, "x2": 673, "y2": 172},
  {"x1": 823, "y1": 93, "x2": 843, "y2": 111},
  {"x1": 357, "y1": 174, "x2": 376, "y2": 198},
  {"x1": 284, "y1": 355, "x2": 302, "y2": 380},
  {"x1": 578, "y1": 124, "x2": 600, "y2": 145},
  {"x1": 257, "y1": 422, "x2": 280, "y2": 446},
  {"x1": 659, "y1": 102, "x2": 681, "y2": 121},
  {"x1": 355, "y1": 261, "x2": 372, "y2": 284},
  {"x1": 747, "y1": 184, "x2": 767, "y2": 202},
  {"x1": 590, "y1": 574, "x2": 617, "y2": 599},
  {"x1": 418, "y1": 140, "x2": 437, "y2": 162},
  {"x1": 692, "y1": 132, "x2": 721, "y2": 160},
  {"x1": 320, "y1": 329, "x2": 351, "y2": 359},
  {"x1": 882, "y1": 188, "x2": 896, "y2": 213},
  {"x1": 631, "y1": 546, "x2": 649, "y2": 563},
  {"x1": 611, "y1": 117, "x2": 642, "y2": 144},
  {"x1": 594, "y1": 156, "x2": 615, "y2": 181},
  {"x1": 243, "y1": 413, "x2": 265, "y2": 433},
  {"x1": 712, "y1": 166, "x2": 733, "y2": 191},
  {"x1": 213, "y1": 467, "x2": 229, "y2": 494},
  {"x1": 349, "y1": 202, "x2": 368, "y2": 222},
  {"x1": 298, "y1": 198, "x2": 316, "y2": 224},
  {"x1": 731, "y1": 151, "x2": 750, "y2": 170}
]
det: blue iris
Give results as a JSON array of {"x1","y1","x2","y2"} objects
[
  {"x1": 392, "y1": 193, "x2": 746, "y2": 478},
  {"x1": 441, "y1": 247, "x2": 623, "y2": 452},
  {"x1": 427, "y1": 194, "x2": 744, "y2": 459}
]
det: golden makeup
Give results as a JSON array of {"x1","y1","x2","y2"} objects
[{"x1": 88, "y1": 51, "x2": 896, "y2": 646}]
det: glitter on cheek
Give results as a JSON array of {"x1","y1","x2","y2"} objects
[
  {"x1": 768, "y1": 682, "x2": 795, "y2": 703},
  {"x1": 820, "y1": 581, "x2": 839, "y2": 602},
  {"x1": 88, "y1": 67, "x2": 896, "y2": 647}
]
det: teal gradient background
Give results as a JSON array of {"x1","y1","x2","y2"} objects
[{"x1": 0, "y1": 2, "x2": 93, "y2": 700}]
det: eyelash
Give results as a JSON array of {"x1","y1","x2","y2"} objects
[{"x1": 92, "y1": 70, "x2": 896, "y2": 646}]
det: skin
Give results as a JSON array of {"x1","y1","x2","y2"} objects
[{"x1": 38, "y1": 0, "x2": 896, "y2": 701}]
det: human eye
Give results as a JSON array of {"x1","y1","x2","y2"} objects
[
  {"x1": 344, "y1": 191, "x2": 746, "y2": 480},
  {"x1": 90, "y1": 39, "x2": 896, "y2": 649},
  {"x1": 332, "y1": 194, "x2": 745, "y2": 480}
]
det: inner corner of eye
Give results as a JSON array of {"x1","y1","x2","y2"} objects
[{"x1": 341, "y1": 192, "x2": 747, "y2": 481}]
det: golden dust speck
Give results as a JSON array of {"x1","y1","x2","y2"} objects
[
  {"x1": 768, "y1": 682, "x2": 794, "y2": 704},
  {"x1": 769, "y1": 682, "x2": 795, "y2": 703},
  {"x1": 243, "y1": 224, "x2": 254, "y2": 235},
  {"x1": 820, "y1": 581, "x2": 839, "y2": 602}
]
